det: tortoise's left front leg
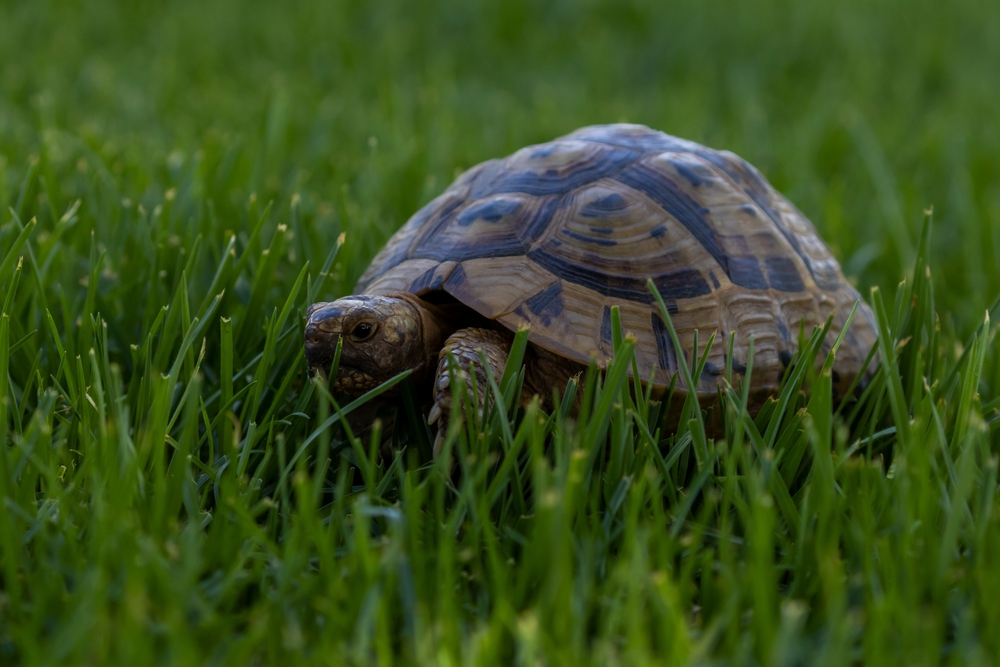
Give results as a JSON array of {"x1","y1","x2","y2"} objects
[{"x1": 428, "y1": 327, "x2": 512, "y2": 456}]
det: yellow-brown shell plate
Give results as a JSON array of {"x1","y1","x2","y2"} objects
[{"x1": 355, "y1": 124, "x2": 877, "y2": 398}]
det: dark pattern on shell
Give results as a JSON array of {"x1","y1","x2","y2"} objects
[
  {"x1": 526, "y1": 247, "x2": 711, "y2": 302},
  {"x1": 765, "y1": 256, "x2": 807, "y2": 293},
  {"x1": 412, "y1": 196, "x2": 562, "y2": 262},
  {"x1": 472, "y1": 145, "x2": 640, "y2": 197},
  {"x1": 519, "y1": 282, "x2": 565, "y2": 327},
  {"x1": 730, "y1": 166, "x2": 841, "y2": 293},
  {"x1": 701, "y1": 361, "x2": 723, "y2": 380},
  {"x1": 615, "y1": 165, "x2": 723, "y2": 264},
  {"x1": 457, "y1": 198, "x2": 522, "y2": 225},
  {"x1": 600, "y1": 305, "x2": 613, "y2": 347},
  {"x1": 668, "y1": 157, "x2": 712, "y2": 187},
  {"x1": 777, "y1": 320, "x2": 792, "y2": 342},
  {"x1": 408, "y1": 265, "x2": 447, "y2": 295},
  {"x1": 580, "y1": 192, "x2": 629, "y2": 217},
  {"x1": 442, "y1": 262, "x2": 468, "y2": 292},
  {"x1": 728, "y1": 354, "x2": 748, "y2": 375},
  {"x1": 651, "y1": 312, "x2": 678, "y2": 374},
  {"x1": 561, "y1": 228, "x2": 618, "y2": 247},
  {"x1": 727, "y1": 256, "x2": 769, "y2": 290}
]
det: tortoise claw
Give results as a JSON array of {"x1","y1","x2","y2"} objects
[
  {"x1": 433, "y1": 428, "x2": 445, "y2": 458},
  {"x1": 427, "y1": 402, "x2": 443, "y2": 426}
]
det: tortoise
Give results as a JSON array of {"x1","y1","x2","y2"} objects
[{"x1": 304, "y1": 123, "x2": 877, "y2": 446}]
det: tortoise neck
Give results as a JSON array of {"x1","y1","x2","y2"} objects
[{"x1": 390, "y1": 292, "x2": 457, "y2": 369}]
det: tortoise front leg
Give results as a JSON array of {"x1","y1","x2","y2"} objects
[{"x1": 428, "y1": 327, "x2": 512, "y2": 456}]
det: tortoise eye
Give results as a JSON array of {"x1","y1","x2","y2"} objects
[{"x1": 351, "y1": 322, "x2": 375, "y2": 341}]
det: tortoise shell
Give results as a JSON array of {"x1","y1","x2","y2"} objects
[{"x1": 355, "y1": 124, "x2": 877, "y2": 401}]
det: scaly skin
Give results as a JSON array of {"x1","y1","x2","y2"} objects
[
  {"x1": 428, "y1": 328, "x2": 512, "y2": 456},
  {"x1": 304, "y1": 293, "x2": 583, "y2": 456},
  {"x1": 428, "y1": 327, "x2": 584, "y2": 456}
]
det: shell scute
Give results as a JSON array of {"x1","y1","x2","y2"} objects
[
  {"x1": 411, "y1": 194, "x2": 560, "y2": 262},
  {"x1": 500, "y1": 279, "x2": 608, "y2": 365},
  {"x1": 406, "y1": 261, "x2": 458, "y2": 295},
  {"x1": 443, "y1": 256, "x2": 556, "y2": 319},
  {"x1": 472, "y1": 140, "x2": 639, "y2": 198},
  {"x1": 615, "y1": 161, "x2": 729, "y2": 278}
]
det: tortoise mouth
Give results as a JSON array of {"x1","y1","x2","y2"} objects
[
  {"x1": 304, "y1": 342, "x2": 364, "y2": 388},
  {"x1": 307, "y1": 357, "x2": 364, "y2": 386},
  {"x1": 307, "y1": 364, "x2": 330, "y2": 383},
  {"x1": 304, "y1": 331, "x2": 340, "y2": 381},
  {"x1": 307, "y1": 360, "x2": 379, "y2": 397}
]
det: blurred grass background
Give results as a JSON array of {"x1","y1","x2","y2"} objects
[
  {"x1": 3, "y1": 0, "x2": 1000, "y2": 326},
  {"x1": 2, "y1": 0, "x2": 1000, "y2": 664}
]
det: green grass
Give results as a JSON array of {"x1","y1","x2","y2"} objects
[{"x1": 2, "y1": 0, "x2": 1000, "y2": 664}]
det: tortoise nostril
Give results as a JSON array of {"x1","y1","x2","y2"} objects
[
  {"x1": 304, "y1": 322, "x2": 342, "y2": 348},
  {"x1": 304, "y1": 325, "x2": 326, "y2": 346},
  {"x1": 305, "y1": 332, "x2": 326, "y2": 345}
]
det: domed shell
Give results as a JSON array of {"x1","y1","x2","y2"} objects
[{"x1": 355, "y1": 124, "x2": 877, "y2": 400}]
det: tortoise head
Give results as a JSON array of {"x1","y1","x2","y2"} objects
[{"x1": 304, "y1": 294, "x2": 444, "y2": 396}]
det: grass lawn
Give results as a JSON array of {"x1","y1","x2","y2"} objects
[{"x1": 2, "y1": 0, "x2": 1000, "y2": 664}]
